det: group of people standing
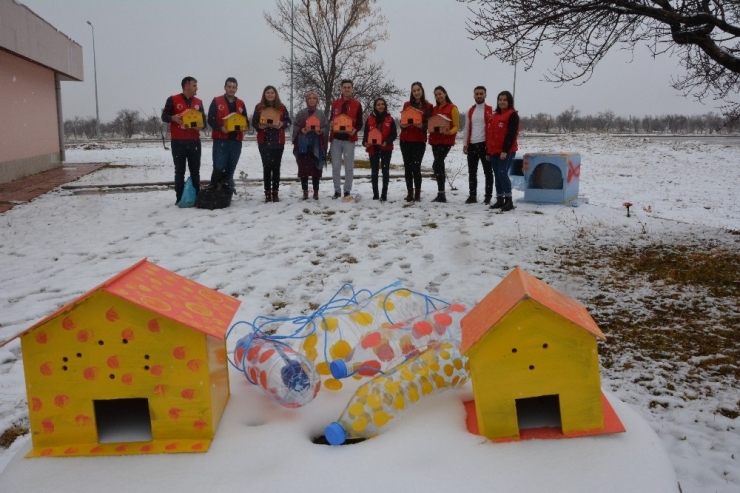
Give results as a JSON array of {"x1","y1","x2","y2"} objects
[{"x1": 161, "y1": 77, "x2": 519, "y2": 211}]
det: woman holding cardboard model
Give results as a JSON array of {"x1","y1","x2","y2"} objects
[
  {"x1": 399, "y1": 82, "x2": 433, "y2": 202},
  {"x1": 292, "y1": 90, "x2": 329, "y2": 200},
  {"x1": 428, "y1": 86, "x2": 459, "y2": 203},
  {"x1": 486, "y1": 90, "x2": 519, "y2": 212},
  {"x1": 253, "y1": 86, "x2": 291, "y2": 203},
  {"x1": 362, "y1": 98, "x2": 398, "y2": 201}
]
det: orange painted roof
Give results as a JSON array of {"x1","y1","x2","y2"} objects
[
  {"x1": 1, "y1": 259, "x2": 240, "y2": 347},
  {"x1": 460, "y1": 267, "x2": 605, "y2": 353}
]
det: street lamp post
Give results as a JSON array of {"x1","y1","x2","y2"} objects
[{"x1": 86, "y1": 20, "x2": 101, "y2": 140}]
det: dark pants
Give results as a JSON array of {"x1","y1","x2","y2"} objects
[
  {"x1": 172, "y1": 139, "x2": 201, "y2": 202},
  {"x1": 467, "y1": 142, "x2": 493, "y2": 198},
  {"x1": 400, "y1": 141, "x2": 425, "y2": 192},
  {"x1": 369, "y1": 149, "x2": 392, "y2": 194},
  {"x1": 259, "y1": 146, "x2": 284, "y2": 192},
  {"x1": 492, "y1": 152, "x2": 515, "y2": 197},
  {"x1": 212, "y1": 139, "x2": 243, "y2": 192},
  {"x1": 300, "y1": 177, "x2": 320, "y2": 191},
  {"x1": 431, "y1": 144, "x2": 451, "y2": 192}
]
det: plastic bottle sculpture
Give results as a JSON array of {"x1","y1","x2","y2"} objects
[
  {"x1": 234, "y1": 333, "x2": 321, "y2": 408},
  {"x1": 324, "y1": 341, "x2": 469, "y2": 445},
  {"x1": 328, "y1": 303, "x2": 469, "y2": 379}
]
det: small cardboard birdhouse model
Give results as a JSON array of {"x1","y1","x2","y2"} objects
[
  {"x1": 367, "y1": 127, "x2": 383, "y2": 145},
  {"x1": 259, "y1": 107, "x2": 282, "y2": 128},
  {"x1": 0, "y1": 259, "x2": 241, "y2": 457},
  {"x1": 179, "y1": 108, "x2": 204, "y2": 129},
  {"x1": 460, "y1": 267, "x2": 624, "y2": 442},
  {"x1": 223, "y1": 112, "x2": 248, "y2": 132},
  {"x1": 332, "y1": 114, "x2": 354, "y2": 133},
  {"x1": 428, "y1": 114, "x2": 451, "y2": 133},
  {"x1": 400, "y1": 106, "x2": 423, "y2": 126},
  {"x1": 305, "y1": 114, "x2": 321, "y2": 132}
]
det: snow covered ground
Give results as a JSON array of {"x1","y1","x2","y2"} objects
[{"x1": 0, "y1": 134, "x2": 738, "y2": 492}]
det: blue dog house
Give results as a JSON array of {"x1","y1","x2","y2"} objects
[{"x1": 521, "y1": 153, "x2": 584, "y2": 205}]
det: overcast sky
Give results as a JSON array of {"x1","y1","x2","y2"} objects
[{"x1": 21, "y1": 0, "x2": 725, "y2": 122}]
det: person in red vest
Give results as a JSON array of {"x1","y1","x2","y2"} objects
[
  {"x1": 362, "y1": 98, "x2": 398, "y2": 201},
  {"x1": 329, "y1": 79, "x2": 363, "y2": 200},
  {"x1": 207, "y1": 77, "x2": 249, "y2": 195},
  {"x1": 161, "y1": 76, "x2": 206, "y2": 205},
  {"x1": 399, "y1": 82, "x2": 433, "y2": 202},
  {"x1": 429, "y1": 86, "x2": 459, "y2": 203},
  {"x1": 486, "y1": 90, "x2": 520, "y2": 212},
  {"x1": 252, "y1": 86, "x2": 292, "y2": 203},
  {"x1": 463, "y1": 86, "x2": 494, "y2": 205}
]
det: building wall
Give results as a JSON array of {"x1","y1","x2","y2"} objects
[{"x1": 0, "y1": 49, "x2": 61, "y2": 183}]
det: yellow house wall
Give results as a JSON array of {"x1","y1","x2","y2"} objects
[
  {"x1": 21, "y1": 291, "x2": 215, "y2": 451},
  {"x1": 225, "y1": 113, "x2": 248, "y2": 132},
  {"x1": 206, "y1": 333, "x2": 230, "y2": 432},
  {"x1": 467, "y1": 300, "x2": 603, "y2": 440}
]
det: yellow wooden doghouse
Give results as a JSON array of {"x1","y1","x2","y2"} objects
[
  {"x1": 428, "y1": 114, "x2": 451, "y2": 133},
  {"x1": 258, "y1": 107, "x2": 281, "y2": 128},
  {"x1": 460, "y1": 267, "x2": 623, "y2": 442},
  {"x1": 0, "y1": 259, "x2": 240, "y2": 457},
  {"x1": 223, "y1": 112, "x2": 248, "y2": 132},
  {"x1": 179, "y1": 108, "x2": 204, "y2": 129},
  {"x1": 332, "y1": 113, "x2": 354, "y2": 134},
  {"x1": 400, "y1": 106, "x2": 423, "y2": 126}
]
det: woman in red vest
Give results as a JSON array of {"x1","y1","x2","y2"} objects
[
  {"x1": 428, "y1": 86, "x2": 459, "y2": 203},
  {"x1": 253, "y1": 86, "x2": 292, "y2": 203},
  {"x1": 362, "y1": 97, "x2": 398, "y2": 201},
  {"x1": 399, "y1": 82, "x2": 433, "y2": 202},
  {"x1": 486, "y1": 90, "x2": 519, "y2": 212}
]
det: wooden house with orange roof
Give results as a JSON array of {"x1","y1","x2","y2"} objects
[
  {"x1": 400, "y1": 106, "x2": 423, "y2": 126},
  {"x1": 0, "y1": 259, "x2": 240, "y2": 457},
  {"x1": 427, "y1": 114, "x2": 451, "y2": 134},
  {"x1": 332, "y1": 113, "x2": 354, "y2": 134},
  {"x1": 305, "y1": 114, "x2": 321, "y2": 132},
  {"x1": 179, "y1": 108, "x2": 204, "y2": 129},
  {"x1": 460, "y1": 267, "x2": 624, "y2": 442},
  {"x1": 366, "y1": 127, "x2": 383, "y2": 145},
  {"x1": 258, "y1": 107, "x2": 281, "y2": 128}
]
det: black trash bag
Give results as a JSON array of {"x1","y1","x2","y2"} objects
[{"x1": 196, "y1": 170, "x2": 233, "y2": 210}]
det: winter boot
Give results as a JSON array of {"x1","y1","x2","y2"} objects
[
  {"x1": 380, "y1": 186, "x2": 388, "y2": 202},
  {"x1": 489, "y1": 196, "x2": 505, "y2": 210},
  {"x1": 265, "y1": 190, "x2": 272, "y2": 203},
  {"x1": 313, "y1": 190, "x2": 319, "y2": 200},
  {"x1": 431, "y1": 192, "x2": 446, "y2": 203},
  {"x1": 465, "y1": 195, "x2": 477, "y2": 204},
  {"x1": 484, "y1": 195, "x2": 492, "y2": 205},
  {"x1": 303, "y1": 190, "x2": 309, "y2": 200},
  {"x1": 272, "y1": 190, "x2": 279, "y2": 203},
  {"x1": 372, "y1": 174, "x2": 379, "y2": 200},
  {"x1": 502, "y1": 196, "x2": 515, "y2": 211},
  {"x1": 414, "y1": 189, "x2": 421, "y2": 202},
  {"x1": 405, "y1": 187, "x2": 414, "y2": 202}
]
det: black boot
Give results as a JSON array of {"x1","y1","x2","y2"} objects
[
  {"x1": 265, "y1": 190, "x2": 272, "y2": 203},
  {"x1": 501, "y1": 196, "x2": 515, "y2": 211},
  {"x1": 414, "y1": 189, "x2": 421, "y2": 202},
  {"x1": 431, "y1": 192, "x2": 446, "y2": 203},
  {"x1": 489, "y1": 196, "x2": 505, "y2": 210},
  {"x1": 405, "y1": 188, "x2": 414, "y2": 202},
  {"x1": 465, "y1": 195, "x2": 477, "y2": 204},
  {"x1": 484, "y1": 195, "x2": 492, "y2": 205},
  {"x1": 372, "y1": 174, "x2": 379, "y2": 200},
  {"x1": 380, "y1": 176, "x2": 388, "y2": 202}
]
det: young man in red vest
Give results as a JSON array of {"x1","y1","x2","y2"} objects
[
  {"x1": 329, "y1": 79, "x2": 363, "y2": 199},
  {"x1": 161, "y1": 76, "x2": 206, "y2": 205},
  {"x1": 462, "y1": 86, "x2": 494, "y2": 204},
  {"x1": 207, "y1": 77, "x2": 248, "y2": 194}
]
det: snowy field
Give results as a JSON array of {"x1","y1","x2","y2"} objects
[{"x1": 0, "y1": 134, "x2": 738, "y2": 492}]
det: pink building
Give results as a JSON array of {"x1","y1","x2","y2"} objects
[{"x1": 0, "y1": 0, "x2": 83, "y2": 184}]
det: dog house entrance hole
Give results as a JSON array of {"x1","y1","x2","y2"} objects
[
  {"x1": 528, "y1": 163, "x2": 563, "y2": 190},
  {"x1": 515, "y1": 394, "x2": 562, "y2": 430},
  {"x1": 94, "y1": 398, "x2": 152, "y2": 443}
]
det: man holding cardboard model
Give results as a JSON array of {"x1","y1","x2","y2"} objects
[{"x1": 329, "y1": 80, "x2": 363, "y2": 200}]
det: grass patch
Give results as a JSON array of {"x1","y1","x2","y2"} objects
[
  {"x1": 354, "y1": 159, "x2": 371, "y2": 169},
  {"x1": 0, "y1": 421, "x2": 28, "y2": 448}
]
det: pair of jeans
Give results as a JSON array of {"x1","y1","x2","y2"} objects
[
  {"x1": 330, "y1": 139, "x2": 355, "y2": 194},
  {"x1": 171, "y1": 139, "x2": 201, "y2": 202},
  {"x1": 431, "y1": 144, "x2": 452, "y2": 192},
  {"x1": 369, "y1": 149, "x2": 392, "y2": 195},
  {"x1": 491, "y1": 151, "x2": 515, "y2": 197},
  {"x1": 259, "y1": 146, "x2": 285, "y2": 192},
  {"x1": 400, "y1": 140, "x2": 425, "y2": 192},
  {"x1": 467, "y1": 142, "x2": 492, "y2": 198},
  {"x1": 212, "y1": 139, "x2": 242, "y2": 192}
]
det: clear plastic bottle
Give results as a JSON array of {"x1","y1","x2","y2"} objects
[
  {"x1": 324, "y1": 341, "x2": 469, "y2": 445},
  {"x1": 234, "y1": 333, "x2": 321, "y2": 408},
  {"x1": 328, "y1": 303, "x2": 468, "y2": 379}
]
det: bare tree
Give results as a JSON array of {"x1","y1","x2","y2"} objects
[
  {"x1": 462, "y1": 1, "x2": 740, "y2": 121},
  {"x1": 115, "y1": 109, "x2": 140, "y2": 139},
  {"x1": 264, "y1": 0, "x2": 403, "y2": 117}
]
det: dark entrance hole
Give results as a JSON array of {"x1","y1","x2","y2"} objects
[
  {"x1": 311, "y1": 435, "x2": 367, "y2": 446},
  {"x1": 93, "y1": 398, "x2": 152, "y2": 443},
  {"x1": 515, "y1": 394, "x2": 562, "y2": 430},
  {"x1": 529, "y1": 163, "x2": 563, "y2": 190}
]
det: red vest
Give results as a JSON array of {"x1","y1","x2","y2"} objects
[
  {"x1": 428, "y1": 103, "x2": 457, "y2": 146},
  {"x1": 486, "y1": 109, "x2": 519, "y2": 155},
  {"x1": 211, "y1": 96, "x2": 247, "y2": 141},
  {"x1": 399, "y1": 101, "x2": 433, "y2": 143},
  {"x1": 466, "y1": 104, "x2": 494, "y2": 146},
  {"x1": 330, "y1": 97, "x2": 362, "y2": 142},
  {"x1": 365, "y1": 113, "x2": 394, "y2": 155},
  {"x1": 254, "y1": 104, "x2": 288, "y2": 146},
  {"x1": 170, "y1": 94, "x2": 203, "y2": 140}
]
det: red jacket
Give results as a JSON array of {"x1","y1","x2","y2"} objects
[
  {"x1": 253, "y1": 104, "x2": 290, "y2": 146},
  {"x1": 211, "y1": 96, "x2": 248, "y2": 141},
  {"x1": 170, "y1": 94, "x2": 204, "y2": 141},
  {"x1": 428, "y1": 103, "x2": 457, "y2": 146},
  {"x1": 465, "y1": 104, "x2": 494, "y2": 146},
  {"x1": 399, "y1": 100, "x2": 433, "y2": 143},
  {"x1": 486, "y1": 109, "x2": 519, "y2": 155},
  {"x1": 330, "y1": 97, "x2": 363, "y2": 143},
  {"x1": 363, "y1": 113, "x2": 396, "y2": 155}
]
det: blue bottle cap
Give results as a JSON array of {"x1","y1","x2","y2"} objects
[
  {"x1": 329, "y1": 359, "x2": 348, "y2": 379},
  {"x1": 324, "y1": 422, "x2": 346, "y2": 446}
]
